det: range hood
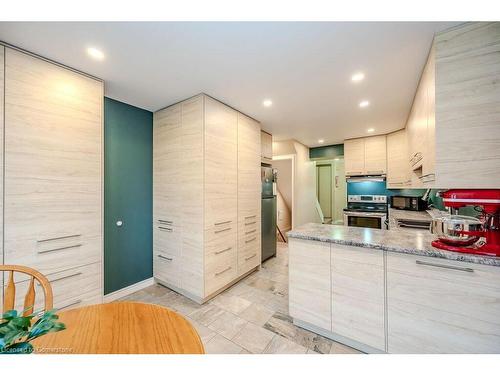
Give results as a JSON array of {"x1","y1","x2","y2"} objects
[{"x1": 346, "y1": 175, "x2": 386, "y2": 183}]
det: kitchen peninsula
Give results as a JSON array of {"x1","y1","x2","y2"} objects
[{"x1": 287, "y1": 223, "x2": 500, "y2": 354}]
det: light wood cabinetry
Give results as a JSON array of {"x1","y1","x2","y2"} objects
[
  {"x1": 261, "y1": 130, "x2": 273, "y2": 164},
  {"x1": 153, "y1": 94, "x2": 261, "y2": 302},
  {"x1": 289, "y1": 238, "x2": 332, "y2": 331},
  {"x1": 1, "y1": 47, "x2": 103, "y2": 308},
  {"x1": 331, "y1": 244, "x2": 385, "y2": 351},
  {"x1": 386, "y1": 129, "x2": 410, "y2": 188},
  {"x1": 0, "y1": 46, "x2": 4, "y2": 309},
  {"x1": 344, "y1": 136, "x2": 386, "y2": 176},
  {"x1": 387, "y1": 252, "x2": 500, "y2": 353}
]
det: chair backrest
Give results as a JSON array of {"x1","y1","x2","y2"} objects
[{"x1": 1, "y1": 265, "x2": 54, "y2": 316}]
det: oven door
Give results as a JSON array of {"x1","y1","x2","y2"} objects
[{"x1": 343, "y1": 212, "x2": 387, "y2": 230}]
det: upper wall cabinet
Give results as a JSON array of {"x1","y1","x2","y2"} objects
[
  {"x1": 344, "y1": 135, "x2": 386, "y2": 176},
  {"x1": 387, "y1": 129, "x2": 410, "y2": 188},
  {"x1": 261, "y1": 131, "x2": 273, "y2": 164}
]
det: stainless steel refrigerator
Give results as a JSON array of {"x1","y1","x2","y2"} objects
[{"x1": 261, "y1": 166, "x2": 277, "y2": 262}]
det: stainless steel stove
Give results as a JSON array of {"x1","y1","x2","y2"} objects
[{"x1": 343, "y1": 195, "x2": 388, "y2": 230}]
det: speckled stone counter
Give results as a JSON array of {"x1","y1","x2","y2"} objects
[{"x1": 287, "y1": 222, "x2": 500, "y2": 267}]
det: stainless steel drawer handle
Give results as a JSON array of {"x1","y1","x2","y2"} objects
[
  {"x1": 215, "y1": 266, "x2": 232, "y2": 276},
  {"x1": 215, "y1": 227, "x2": 231, "y2": 234},
  {"x1": 158, "y1": 254, "x2": 173, "y2": 261},
  {"x1": 158, "y1": 219, "x2": 173, "y2": 224},
  {"x1": 366, "y1": 170, "x2": 384, "y2": 174},
  {"x1": 215, "y1": 247, "x2": 232, "y2": 255},
  {"x1": 215, "y1": 220, "x2": 232, "y2": 226},
  {"x1": 50, "y1": 272, "x2": 83, "y2": 283},
  {"x1": 415, "y1": 260, "x2": 474, "y2": 273},
  {"x1": 38, "y1": 244, "x2": 82, "y2": 254},
  {"x1": 57, "y1": 299, "x2": 82, "y2": 310},
  {"x1": 245, "y1": 215, "x2": 256, "y2": 219},
  {"x1": 245, "y1": 237, "x2": 257, "y2": 243},
  {"x1": 158, "y1": 226, "x2": 173, "y2": 232},
  {"x1": 245, "y1": 229, "x2": 257, "y2": 235},
  {"x1": 245, "y1": 254, "x2": 257, "y2": 261},
  {"x1": 37, "y1": 234, "x2": 81, "y2": 243},
  {"x1": 244, "y1": 221, "x2": 256, "y2": 226}
]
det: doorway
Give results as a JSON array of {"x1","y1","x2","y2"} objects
[
  {"x1": 316, "y1": 159, "x2": 346, "y2": 225},
  {"x1": 272, "y1": 156, "x2": 294, "y2": 242}
]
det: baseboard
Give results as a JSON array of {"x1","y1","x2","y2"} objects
[{"x1": 103, "y1": 277, "x2": 155, "y2": 303}]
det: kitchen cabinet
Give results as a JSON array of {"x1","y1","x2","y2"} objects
[
  {"x1": 386, "y1": 129, "x2": 410, "y2": 188},
  {"x1": 0, "y1": 46, "x2": 3, "y2": 310},
  {"x1": 261, "y1": 130, "x2": 273, "y2": 164},
  {"x1": 289, "y1": 238, "x2": 332, "y2": 331},
  {"x1": 387, "y1": 252, "x2": 500, "y2": 353},
  {"x1": 2, "y1": 46, "x2": 103, "y2": 307},
  {"x1": 344, "y1": 136, "x2": 386, "y2": 176},
  {"x1": 153, "y1": 94, "x2": 261, "y2": 303},
  {"x1": 331, "y1": 244, "x2": 385, "y2": 351}
]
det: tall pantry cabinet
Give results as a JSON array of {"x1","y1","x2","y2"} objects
[
  {"x1": 153, "y1": 94, "x2": 261, "y2": 303},
  {"x1": 1, "y1": 46, "x2": 104, "y2": 311}
]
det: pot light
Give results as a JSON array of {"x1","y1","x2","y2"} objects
[
  {"x1": 263, "y1": 99, "x2": 273, "y2": 107},
  {"x1": 87, "y1": 47, "x2": 105, "y2": 61},
  {"x1": 359, "y1": 100, "x2": 370, "y2": 108},
  {"x1": 351, "y1": 72, "x2": 365, "y2": 82},
  {"x1": 367, "y1": 128, "x2": 375, "y2": 133},
  {"x1": 318, "y1": 139, "x2": 325, "y2": 144}
]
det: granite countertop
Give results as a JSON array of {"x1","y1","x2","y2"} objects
[{"x1": 287, "y1": 222, "x2": 500, "y2": 267}]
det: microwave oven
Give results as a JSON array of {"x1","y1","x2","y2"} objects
[{"x1": 390, "y1": 196, "x2": 428, "y2": 211}]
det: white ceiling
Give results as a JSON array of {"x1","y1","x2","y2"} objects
[{"x1": 0, "y1": 22, "x2": 460, "y2": 146}]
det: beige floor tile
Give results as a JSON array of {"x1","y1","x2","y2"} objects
[
  {"x1": 189, "y1": 304, "x2": 226, "y2": 326},
  {"x1": 306, "y1": 349, "x2": 321, "y2": 354},
  {"x1": 329, "y1": 342, "x2": 363, "y2": 354},
  {"x1": 232, "y1": 322, "x2": 276, "y2": 354},
  {"x1": 204, "y1": 334, "x2": 244, "y2": 354},
  {"x1": 208, "y1": 311, "x2": 248, "y2": 340},
  {"x1": 263, "y1": 335, "x2": 308, "y2": 354},
  {"x1": 238, "y1": 303, "x2": 275, "y2": 326},
  {"x1": 142, "y1": 283, "x2": 171, "y2": 298},
  {"x1": 185, "y1": 318, "x2": 217, "y2": 345},
  {"x1": 210, "y1": 293, "x2": 252, "y2": 315}
]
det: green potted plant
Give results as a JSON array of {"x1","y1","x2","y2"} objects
[{"x1": 0, "y1": 309, "x2": 66, "y2": 354}]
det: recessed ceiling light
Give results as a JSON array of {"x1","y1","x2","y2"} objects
[
  {"x1": 359, "y1": 100, "x2": 370, "y2": 108},
  {"x1": 263, "y1": 99, "x2": 273, "y2": 107},
  {"x1": 318, "y1": 139, "x2": 325, "y2": 144},
  {"x1": 351, "y1": 72, "x2": 365, "y2": 82},
  {"x1": 87, "y1": 47, "x2": 105, "y2": 61},
  {"x1": 367, "y1": 128, "x2": 375, "y2": 133}
]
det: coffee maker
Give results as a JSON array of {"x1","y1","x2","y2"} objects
[{"x1": 431, "y1": 189, "x2": 500, "y2": 257}]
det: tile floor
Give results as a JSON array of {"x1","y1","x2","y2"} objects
[{"x1": 120, "y1": 242, "x2": 363, "y2": 354}]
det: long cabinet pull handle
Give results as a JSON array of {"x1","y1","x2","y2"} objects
[
  {"x1": 57, "y1": 299, "x2": 82, "y2": 310},
  {"x1": 158, "y1": 220, "x2": 173, "y2": 224},
  {"x1": 245, "y1": 215, "x2": 256, "y2": 219},
  {"x1": 245, "y1": 229, "x2": 256, "y2": 235},
  {"x1": 38, "y1": 244, "x2": 82, "y2": 254},
  {"x1": 245, "y1": 237, "x2": 257, "y2": 243},
  {"x1": 215, "y1": 266, "x2": 232, "y2": 276},
  {"x1": 215, "y1": 227, "x2": 231, "y2": 234},
  {"x1": 158, "y1": 226, "x2": 173, "y2": 231},
  {"x1": 366, "y1": 170, "x2": 384, "y2": 174},
  {"x1": 50, "y1": 272, "x2": 83, "y2": 283},
  {"x1": 415, "y1": 260, "x2": 474, "y2": 273},
  {"x1": 215, "y1": 220, "x2": 232, "y2": 226},
  {"x1": 37, "y1": 234, "x2": 81, "y2": 243},
  {"x1": 347, "y1": 172, "x2": 363, "y2": 175},
  {"x1": 244, "y1": 221, "x2": 256, "y2": 226},
  {"x1": 245, "y1": 254, "x2": 257, "y2": 261},
  {"x1": 215, "y1": 247, "x2": 232, "y2": 255},
  {"x1": 158, "y1": 254, "x2": 173, "y2": 261}
]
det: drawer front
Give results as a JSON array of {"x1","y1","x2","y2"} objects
[
  {"x1": 6, "y1": 262, "x2": 102, "y2": 313},
  {"x1": 387, "y1": 252, "x2": 500, "y2": 353},
  {"x1": 154, "y1": 222, "x2": 182, "y2": 256},
  {"x1": 154, "y1": 250, "x2": 181, "y2": 288},
  {"x1": 238, "y1": 243, "x2": 260, "y2": 276},
  {"x1": 205, "y1": 220, "x2": 237, "y2": 244},
  {"x1": 205, "y1": 244, "x2": 237, "y2": 296}
]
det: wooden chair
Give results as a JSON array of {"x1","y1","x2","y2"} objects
[{"x1": 1, "y1": 265, "x2": 54, "y2": 316}]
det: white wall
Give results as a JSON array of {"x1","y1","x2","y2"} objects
[{"x1": 273, "y1": 140, "x2": 320, "y2": 228}]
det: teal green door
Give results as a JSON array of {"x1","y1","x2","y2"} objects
[{"x1": 104, "y1": 98, "x2": 153, "y2": 294}]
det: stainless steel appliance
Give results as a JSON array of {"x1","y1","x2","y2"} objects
[
  {"x1": 390, "y1": 195, "x2": 428, "y2": 211},
  {"x1": 261, "y1": 165, "x2": 277, "y2": 262},
  {"x1": 343, "y1": 195, "x2": 388, "y2": 230}
]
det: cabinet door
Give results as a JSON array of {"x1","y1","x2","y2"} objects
[
  {"x1": 331, "y1": 244, "x2": 385, "y2": 351},
  {"x1": 344, "y1": 138, "x2": 365, "y2": 176},
  {"x1": 422, "y1": 45, "x2": 436, "y2": 184},
  {"x1": 386, "y1": 130, "x2": 410, "y2": 187},
  {"x1": 387, "y1": 252, "x2": 500, "y2": 353},
  {"x1": 289, "y1": 238, "x2": 331, "y2": 331},
  {"x1": 364, "y1": 135, "x2": 387, "y2": 175},
  {"x1": 261, "y1": 131, "x2": 273, "y2": 162},
  {"x1": 204, "y1": 97, "x2": 238, "y2": 229},
  {"x1": 237, "y1": 113, "x2": 261, "y2": 276},
  {"x1": 0, "y1": 46, "x2": 3, "y2": 308},
  {"x1": 4, "y1": 48, "x2": 103, "y2": 276}
]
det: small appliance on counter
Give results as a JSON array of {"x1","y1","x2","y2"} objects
[
  {"x1": 390, "y1": 195, "x2": 428, "y2": 211},
  {"x1": 430, "y1": 189, "x2": 500, "y2": 257},
  {"x1": 343, "y1": 195, "x2": 388, "y2": 230},
  {"x1": 261, "y1": 165, "x2": 277, "y2": 262}
]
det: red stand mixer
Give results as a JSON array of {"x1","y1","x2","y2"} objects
[{"x1": 431, "y1": 189, "x2": 500, "y2": 257}]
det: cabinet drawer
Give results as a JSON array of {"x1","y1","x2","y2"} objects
[
  {"x1": 205, "y1": 255, "x2": 237, "y2": 296},
  {"x1": 154, "y1": 224, "x2": 182, "y2": 256},
  {"x1": 6, "y1": 262, "x2": 102, "y2": 313},
  {"x1": 238, "y1": 240, "x2": 260, "y2": 276},
  {"x1": 154, "y1": 250, "x2": 181, "y2": 288},
  {"x1": 205, "y1": 221, "x2": 237, "y2": 244}
]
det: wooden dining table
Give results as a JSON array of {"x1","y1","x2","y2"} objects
[{"x1": 33, "y1": 301, "x2": 205, "y2": 354}]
